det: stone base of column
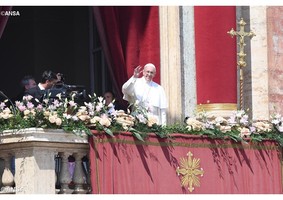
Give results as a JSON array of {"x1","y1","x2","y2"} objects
[
  {"x1": 58, "y1": 183, "x2": 73, "y2": 194},
  {"x1": 196, "y1": 103, "x2": 237, "y2": 119}
]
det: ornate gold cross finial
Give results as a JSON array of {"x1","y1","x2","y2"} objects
[
  {"x1": 176, "y1": 151, "x2": 204, "y2": 192},
  {"x1": 227, "y1": 18, "x2": 256, "y2": 110}
]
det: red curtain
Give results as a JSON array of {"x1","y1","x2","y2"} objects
[
  {"x1": 194, "y1": 6, "x2": 237, "y2": 104},
  {"x1": 0, "y1": 6, "x2": 12, "y2": 39},
  {"x1": 92, "y1": 6, "x2": 160, "y2": 100},
  {"x1": 89, "y1": 132, "x2": 282, "y2": 194}
]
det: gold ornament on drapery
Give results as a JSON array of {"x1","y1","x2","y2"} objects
[{"x1": 176, "y1": 151, "x2": 204, "y2": 192}]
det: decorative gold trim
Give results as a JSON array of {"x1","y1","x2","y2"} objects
[
  {"x1": 94, "y1": 137, "x2": 280, "y2": 151},
  {"x1": 196, "y1": 103, "x2": 237, "y2": 113},
  {"x1": 176, "y1": 151, "x2": 204, "y2": 192},
  {"x1": 93, "y1": 139, "x2": 101, "y2": 194}
]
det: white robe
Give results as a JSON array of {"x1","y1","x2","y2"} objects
[{"x1": 122, "y1": 76, "x2": 168, "y2": 125}]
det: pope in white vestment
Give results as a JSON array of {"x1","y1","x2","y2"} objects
[{"x1": 122, "y1": 63, "x2": 168, "y2": 125}]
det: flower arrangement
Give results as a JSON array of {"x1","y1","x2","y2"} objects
[
  {"x1": 185, "y1": 110, "x2": 282, "y2": 145},
  {"x1": 1, "y1": 92, "x2": 283, "y2": 147},
  {"x1": 0, "y1": 93, "x2": 163, "y2": 140}
]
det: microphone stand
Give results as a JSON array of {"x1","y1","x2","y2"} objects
[{"x1": 0, "y1": 90, "x2": 16, "y2": 115}]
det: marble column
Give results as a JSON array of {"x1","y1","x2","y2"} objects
[
  {"x1": 159, "y1": 6, "x2": 182, "y2": 124},
  {"x1": 180, "y1": 6, "x2": 197, "y2": 118},
  {"x1": 237, "y1": 6, "x2": 269, "y2": 120},
  {"x1": 266, "y1": 6, "x2": 283, "y2": 116}
]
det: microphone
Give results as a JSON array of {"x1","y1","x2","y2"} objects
[{"x1": 0, "y1": 90, "x2": 16, "y2": 115}]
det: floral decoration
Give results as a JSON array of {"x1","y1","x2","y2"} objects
[
  {"x1": 185, "y1": 110, "x2": 280, "y2": 145},
  {"x1": 1, "y1": 92, "x2": 283, "y2": 147}
]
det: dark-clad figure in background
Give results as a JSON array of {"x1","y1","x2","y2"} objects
[
  {"x1": 21, "y1": 75, "x2": 37, "y2": 92},
  {"x1": 25, "y1": 70, "x2": 58, "y2": 102},
  {"x1": 12, "y1": 75, "x2": 37, "y2": 102},
  {"x1": 103, "y1": 91, "x2": 125, "y2": 111}
]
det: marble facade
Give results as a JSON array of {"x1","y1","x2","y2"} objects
[{"x1": 160, "y1": 6, "x2": 282, "y2": 123}]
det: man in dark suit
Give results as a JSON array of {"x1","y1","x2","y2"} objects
[
  {"x1": 12, "y1": 75, "x2": 37, "y2": 102},
  {"x1": 25, "y1": 70, "x2": 58, "y2": 102}
]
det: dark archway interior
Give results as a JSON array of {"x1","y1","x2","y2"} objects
[{"x1": 0, "y1": 6, "x2": 93, "y2": 101}]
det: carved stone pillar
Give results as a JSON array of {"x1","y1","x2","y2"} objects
[
  {"x1": 1, "y1": 154, "x2": 14, "y2": 193},
  {"x1": 0, "y1": 158, "x2": 3, "y2": 188},
  {"x1": 0, "y1": 128, "x2": 89, "y2": 194},
  {"x1": 72, "y1": 152, "x2": 87, "y2": 194},
  {"x1": 82, "y1": 155, "x2": 91, "y2": 193},
  {"x1": 58, "y1": 152, "x2": 73, "y2": 194}
]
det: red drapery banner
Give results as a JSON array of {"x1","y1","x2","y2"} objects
[
  {"x1": 194, "y1": 6, "x2": 237, "y2": 104},
  {"x1": 89, "y1": 131, "x2": 282, "y2": 194},
  {"x1": 92, "y1": 6, "x2": 160, "y2": 100}
]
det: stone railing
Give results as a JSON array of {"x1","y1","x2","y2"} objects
[{"x1": 0, "y1": 128, "x2": 90, "y2": 194}]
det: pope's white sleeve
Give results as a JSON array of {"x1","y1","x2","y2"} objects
[
  {"x1": 122, "y1": 76, "x2": 137, "y2": 101},
  {"x1": 160, "y1": 108, "x2": 167, "y2": 126}
]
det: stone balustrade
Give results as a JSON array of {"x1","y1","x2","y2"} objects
[{"x1": 0, "y1": 128, "x2": 90, "y2": 194}]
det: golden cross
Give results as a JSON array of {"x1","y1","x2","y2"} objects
[
  {"x1": 227, "y1": 18, "x2": 256, "y2": 110},
  {"x1": 176, "y1": 151, "x2": 204, "y2": 192}
]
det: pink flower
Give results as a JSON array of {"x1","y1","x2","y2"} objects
[
  {"x1": 96, "y1": 105, "x2": 102, "y2": 112},
  {"x1": 69, "y1": 100, "x2": 77, "y2": 107},
  {"x1": 36, "y1": 104, "x2": 43, "y2": 110},
  {"x1": 55, "y1": 118, "x2": 62, "y2": 126},
  {"x1": 17, "y1": 105, "x2": 27, "y2": 112},
  {"x1": 23, "y1": 95, "x2": 33, "y2": 101},
  {"x1": 238, "y1": 127, "x2": 251, "y2": 138},
  {"x1": 0, "y1": 102, "x2": 6, "y2": 109},
  {"x1": 53, "y1": 99, "x2": 60, "y2": 107},
  {"x1": 27, "y1": 102, "x2": 34, "y2": 109},
  {"x1": 49, "y1": 115, "x2": 56, "y2": 123}
]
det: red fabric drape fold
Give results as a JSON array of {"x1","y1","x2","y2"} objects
[
  {"x1": 92, "y1": 6, "x2": 160, "y2": 100},
  {"x1": 89, "y1": 132, "x2": 282, "y2": 194},
  {"x1": 194, "y1": 6, "x2": 237, "y2": 104},
  {"x1": 0, "y1": 6, "x2": 12, "y2": 39}
]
